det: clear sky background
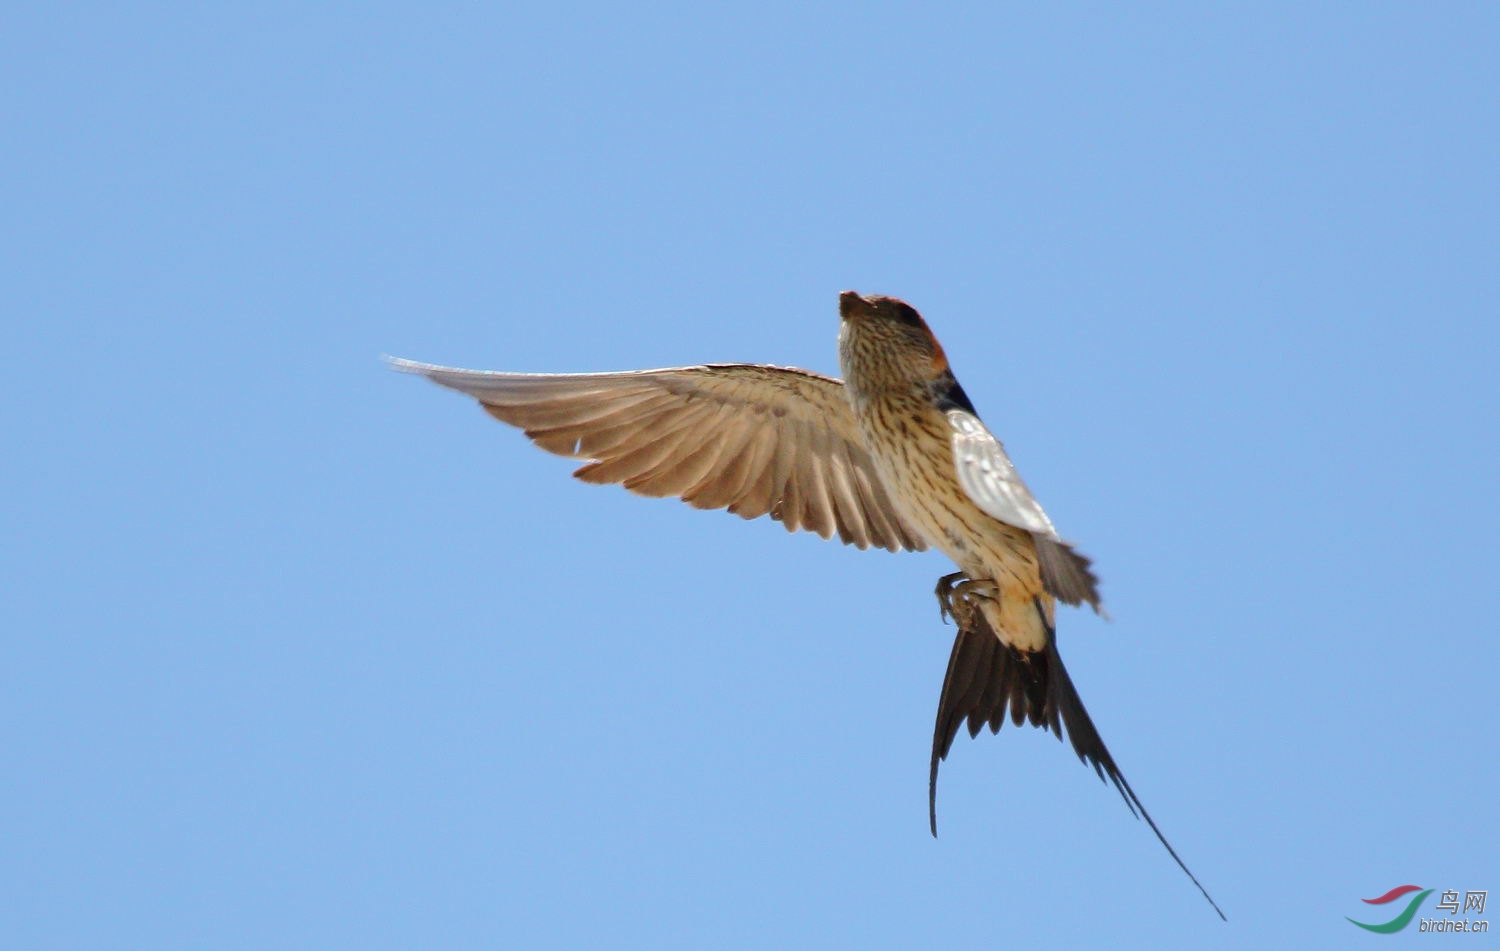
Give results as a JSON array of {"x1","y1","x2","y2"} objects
[{"x1": 5, "y1": 4, "x2": 1497, "y2": 949}]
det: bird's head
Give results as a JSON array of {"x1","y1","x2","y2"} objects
[{"x1": 837, "y1": 291, "x2": 950, "y2": 393}]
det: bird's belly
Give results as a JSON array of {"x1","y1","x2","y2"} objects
[
  {"x1": 860, "y1": 416, "x2": 1050, "y2": 652},
  {"x1": 862, "y1": 423, "x2": 1034, "y2": 571}
]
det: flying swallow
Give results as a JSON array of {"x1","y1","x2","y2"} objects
[{"x1": 392, "y1": 290, "x2": 1224, "y2": 918}]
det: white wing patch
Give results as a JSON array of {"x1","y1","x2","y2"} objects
[{"x1": 946, "y1": 409, "x2": 1060, "y2": 539}]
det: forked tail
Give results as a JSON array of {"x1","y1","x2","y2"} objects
[{"x1": 929, "y1": 595, "x2": 1226, "y2": 921}]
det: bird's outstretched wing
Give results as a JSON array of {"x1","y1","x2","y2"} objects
[
  {"x1": 946, "y1": 409, "x2": 1102, "y2": 610},
  {"x1": 929, "y1": 587, "x2": 1225, "y2": 920},
  {"x1": 391, "y1": 359, "x2": 929, "y2": 552}
]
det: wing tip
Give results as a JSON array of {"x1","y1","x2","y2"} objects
[
  {"x1": 385, "y1": 355, "x2": 440, "y2": 376},
  {"x1": 384, "y1": 356, "x2": 509, "y2": 398}
]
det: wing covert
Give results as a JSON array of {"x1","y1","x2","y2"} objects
[
  {"x1": 946, "y1": 408, "x2": 1057, "y2": 536},
  {"x1": 391, "y1": 358, "x2": 928, "y2": 553}
]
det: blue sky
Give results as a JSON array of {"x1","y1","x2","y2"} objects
[{"x1": 5, "y1": 4, "x2": 1497, "y2": 948}]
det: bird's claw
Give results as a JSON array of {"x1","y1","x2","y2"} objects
[
  {"x1": 934, "y1": 572, "x2": 999, "y2": 625},
  {"x1": 935, "y1": 571, "x2": 967, "y2": 624}
]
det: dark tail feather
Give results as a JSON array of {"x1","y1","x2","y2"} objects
[{"x1": 929, "y1": 596, "x2": 1226, "y2": 921}]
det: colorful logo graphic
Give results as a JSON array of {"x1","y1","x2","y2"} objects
[{"x1": 1347, "y1": 885, "x2": 1433, "y2": 934}]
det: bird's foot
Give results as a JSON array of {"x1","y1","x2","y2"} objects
[
  {"x1": 934, "y1": 572, "x2": 999, "y2": 625},
  {"x1": 935, "y1": 572, "x2": 966, "y2": 624}
]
